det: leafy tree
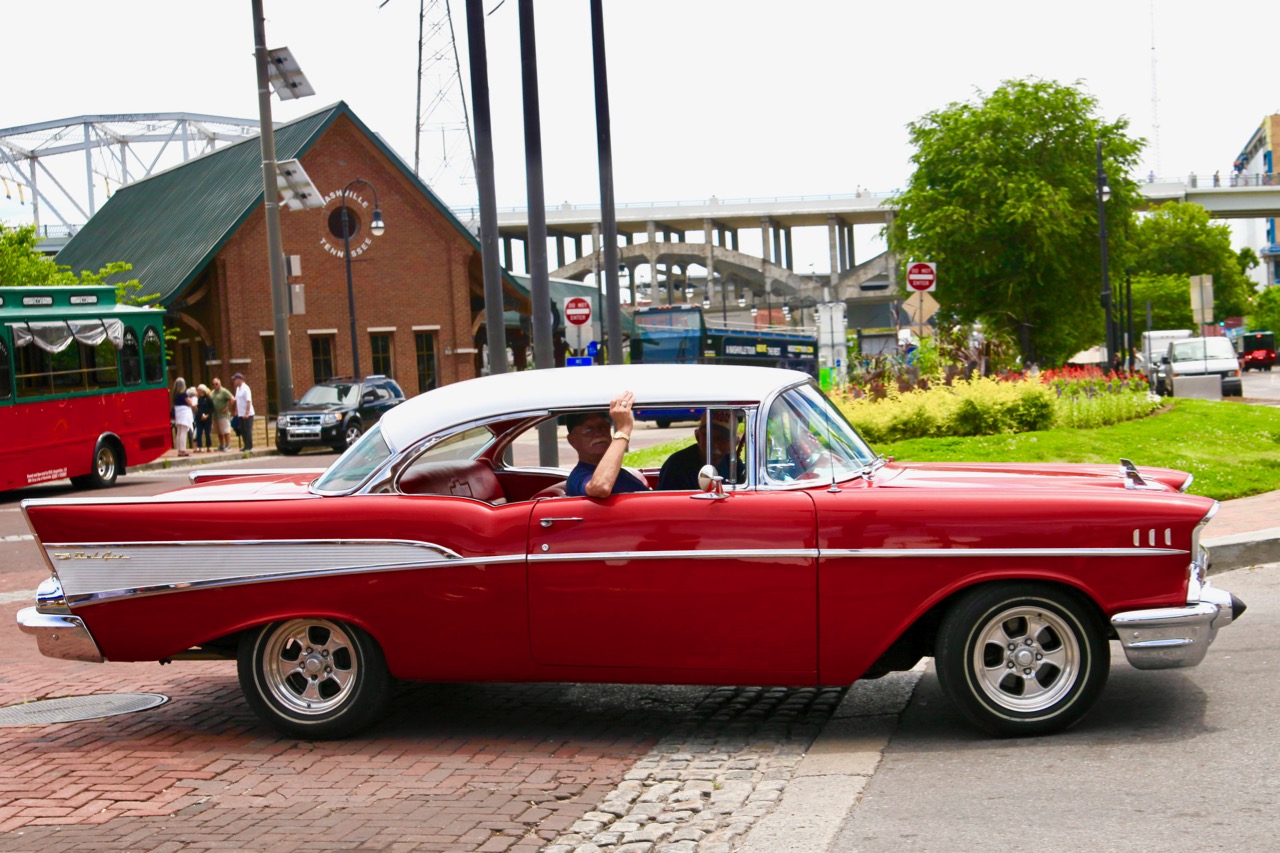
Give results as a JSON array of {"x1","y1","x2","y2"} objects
[
  {"x1": 0, "y1": 224, "x2": 77, "y2": 288},
  {"x1": 0, "y1": 223, "x2": 150, "y2": 306},
  {"x1": 1129, "y1": 273, "x2": 1194, "y2": 330},
  {"x1": 1251, "y1": 286, "x2": 1280, "y2": 334},
  {"x1": 1127, "y1": 202, "x2": 1254, "y2": 320},
  {"x1": 891, "y1": 78, "x2": 1143, "y2": 366}
]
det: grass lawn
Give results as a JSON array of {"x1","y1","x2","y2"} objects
[
  {"x1": 879, "y1": 399, "x2": 1280, "y2": 501},
  {"x1": 626, "y1": 399, "x2": 1280, "y2": 502}
]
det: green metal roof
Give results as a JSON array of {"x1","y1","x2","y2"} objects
[{"x1": 55, "y1": 102, "x2": 496, "y2": 307}]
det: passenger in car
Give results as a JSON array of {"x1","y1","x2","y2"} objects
[
  {"x1": 564, "y1": 391, "x2": 650, "y2": 498},
  {"x1": 657, "y1": 410, "x2": 741, "y2": 491}
]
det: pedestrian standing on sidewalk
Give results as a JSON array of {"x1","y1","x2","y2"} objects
[
  {"x1": 172, "y1": 377, "x2": 195, "y2": 457},
  {"x1": 194, "y1": 384, "x2": 215, "y2": 452},
  {"x1": 210, "y1": 377, "x2": 233, "y2": 451},
  {"x1": 232, "y1": 373, "x2": 255, "y2": 452}
]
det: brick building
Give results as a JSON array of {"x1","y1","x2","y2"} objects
[{"x1": 56, "y1": 102, "x2": 530, "y2": 413}]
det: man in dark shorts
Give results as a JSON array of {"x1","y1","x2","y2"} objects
[
  {"x1": 564, "y1": 391, "x2": 650, "y2": 498},
  {"x1": 657, "y1": 410, "x2": 741, "y2": 491}
]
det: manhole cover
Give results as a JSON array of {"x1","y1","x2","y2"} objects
[{"x1": 0, "y1": 693, "x2": 169, "y2": 726}]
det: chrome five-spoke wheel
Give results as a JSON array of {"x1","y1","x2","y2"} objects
[
  {"x1": 936, "y1": 584, "x2": 1109, "y2": 737},
  {"x1": 238, "y1": 617, "x2": 389, "y2": 738}
]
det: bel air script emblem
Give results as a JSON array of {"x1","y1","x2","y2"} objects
[{"x1": 53, "y1": 551, "x2": 130, "y2": 561}]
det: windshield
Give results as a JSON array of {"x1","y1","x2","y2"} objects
[
  {"x1": 298, "y1": 383, "x2": 358, "y2": 406},
  {"x1": 763, "y1": 383, "x2": 877, "y2": 485},
  {"x1": 1171, "y1": 338, "x2": 1235, "y2": 362},
  {"x1": 635, "y1": 308, "x2": 702, "y2": 333},
  {"x1": 313, "y1": 423, "x2": 391, "y2": 492}
]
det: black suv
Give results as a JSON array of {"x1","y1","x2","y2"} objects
[{"x1": 275, "y1": 376, "x2": 405, "y2": 454}]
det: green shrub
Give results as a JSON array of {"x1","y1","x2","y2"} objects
[{"x1": 836, "y1": 372, "x2": 1156, "y2": 442}]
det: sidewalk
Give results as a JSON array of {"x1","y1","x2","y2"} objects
[
  {"x1": 1201, "y1": 490, "x2": 1280, "y2": 574},
  {"x1": 141, "y1": 418, "x2": 282, "y2": 473}
]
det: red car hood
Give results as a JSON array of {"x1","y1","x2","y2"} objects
[{"x1": 879, "y1": 461, "x2": 1190, "y2": 493}]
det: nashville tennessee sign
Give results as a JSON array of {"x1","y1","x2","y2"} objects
[{"x1": 319, "y1": 190, "x2": 376, "y2": 259}]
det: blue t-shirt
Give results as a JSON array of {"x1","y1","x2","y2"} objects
[{"x1": 566, "y1": 461, "x2": 650, "y2": 497}]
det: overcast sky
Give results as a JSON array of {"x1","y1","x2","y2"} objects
[{"x1": 2, "y1": 0, "x2": 1274, "y2": 264}]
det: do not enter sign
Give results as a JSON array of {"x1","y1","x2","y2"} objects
[
  {"x1": 564, "y1": 296, "x2": 593, "y2": 326},
  {"x1": 907, "y1": 262, "x2": 937, "y2": 293}
]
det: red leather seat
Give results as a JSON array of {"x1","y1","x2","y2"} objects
[{"x1": 398, "y1": 460, "x2": 506, "y2": 504}]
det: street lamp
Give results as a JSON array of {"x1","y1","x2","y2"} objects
[
  {"x1": 1096, "y1": 139, "x2": 1114, "y2": 370},
  {"x1": 338, "y1": 178, "x2": 386, "y2": 379}
]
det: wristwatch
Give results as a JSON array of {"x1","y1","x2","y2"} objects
[{"x1": 613, "y1": 431, "x2": 631, "y2": 445}]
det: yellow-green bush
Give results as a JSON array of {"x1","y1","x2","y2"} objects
[{"x1": 835, "y1": 375, "x2": 1155, "y2": 442}]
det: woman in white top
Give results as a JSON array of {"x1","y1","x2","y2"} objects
[{"x1": 172, "y1": 377, "x2": 196, "y2": 456}]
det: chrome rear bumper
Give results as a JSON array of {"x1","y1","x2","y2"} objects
[
  {"x1": 1111, "y1": 585, "x2": 1244, "y2": 670},
  {"x1": 17, "y1": 608, "x2": 104, "y2": 663}
]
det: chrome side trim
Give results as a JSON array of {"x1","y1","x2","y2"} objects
[
  {"x1": 528, "y1": 546, "x2": 1187, "y2": 563},
  {"x1": 819, "y1": 547, "x2": 1187, "y2": 559},
  {"x1": 43, "y1": 539, "x2": 525, "y2": 605},
  {"x1": 17, "y1": 607, "x2": 105, "y2": 663},
  {"x1": 529, "y1": 548, "x2": 819, "y2": 563}
]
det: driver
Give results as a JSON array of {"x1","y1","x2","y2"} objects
[
  {"x1": 657, "y1": 410, "x2": 741, "y2": 491},
  {"x1": 564, "y1": 391, "x2": 650, "y2": 498}
]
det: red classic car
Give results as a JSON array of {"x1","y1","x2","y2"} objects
[{"x1": 17, "y1": 365, "x2": 1244, "y2": 738}]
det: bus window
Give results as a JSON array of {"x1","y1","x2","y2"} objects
[
  {"x1": 51, "y1": 343, "x2": 87, "y2": 392},
  {"x1": 91, "y1": 337, "x2": 120, "y2": 388},
  {"x1": 0, "y1": 337, "x2": 10, "y2": 401},
  {"x1": 15, "y1": 343, "x2": 52, "y2": 399},
  {"x1": 143, "y1": 327, "x2": 164, "y2": 384},
  {"x1": 122, "y1": 328, "x2": 141, "y2": 386}
]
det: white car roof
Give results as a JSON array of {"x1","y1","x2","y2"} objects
[{"x1": 379, "y1": 364, "x2": 811, "y2": 450}]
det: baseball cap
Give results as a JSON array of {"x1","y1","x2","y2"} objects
[{"x1": 231, "y1": 372, "x2": 244, "y2": 380}]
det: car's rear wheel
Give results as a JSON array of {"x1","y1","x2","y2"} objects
[
  {"x1": 238, "y1": 618, "x2": 390, "y2": 739},
  {"x1": 935, "y1": 583, "x2": 1108, "y2": 737}
]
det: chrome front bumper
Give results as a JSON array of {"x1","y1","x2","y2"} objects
[
  {"x1": 16, "y1": 608, "x2": 104, "y2": 663},
  {"x1": 1111, "y1": 585, "x2": 1245, "y2": 670}
]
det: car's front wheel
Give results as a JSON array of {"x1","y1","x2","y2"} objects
[
  {"x1": 334, "y1": 419, "x2": 362, "y2": 452},
  {"x1": 238, "y1": 618, "x2": 390, "y2": 739},
  {"x1": 935, "y1": 583, "x2": 1108, "y2": 737}
]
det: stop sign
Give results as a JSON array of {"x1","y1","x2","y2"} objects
[
  {"x1": 907, "y1": 262, "x2": 937, "y2": 292},
  {"x1": 564, "y1": 296, "x2": 592, "y2": 326}
]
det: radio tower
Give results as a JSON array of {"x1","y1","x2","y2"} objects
[
  {"x1": 386, "y1": 0, "x2": 476, "y2": 207},
  {"x1": 1149, "y1": 0, "x2": 1162, "y2": 177}
]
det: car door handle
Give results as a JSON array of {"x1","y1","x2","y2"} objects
[{"x1": 539, "y1": 517, "x2": 584, "y2": 528}]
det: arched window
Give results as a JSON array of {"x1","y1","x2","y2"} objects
[
  {"x1": 142, "y1": 327, "x2": 164, "y2": 384},
  {"x1": 121, "y1": 329, "x2": 142, "y2": 386}
]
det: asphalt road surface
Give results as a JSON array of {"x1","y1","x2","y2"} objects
[
  {"x1": 1241, "y1": 367, "x2": 1280, "y2": 402},
  {"x1": 835, "y1": 562, "x2": 1276, "y2": 852}
]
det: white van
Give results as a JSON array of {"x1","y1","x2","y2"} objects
[
  {"x1": 1164, "y1": 336, "x2": 1243, "y2": 397},
  {"x1": 1140, "y1": 330, "x2": 1192, "y2": 394}
]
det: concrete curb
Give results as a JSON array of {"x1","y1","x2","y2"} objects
[
  {"x1": 1204, "y1": 529, "x2": 1280, "y2": 575},
  {"x1": 738, "y1": 668, "x2": 923, "y2": 853},
  {"x1": 129, "y1": 448, "x2": 281, "y2": 475}
]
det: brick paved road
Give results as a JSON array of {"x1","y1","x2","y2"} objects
[
  {"x1": 0, "y1": 581, "x2": 715, "y2": 852},
  {"x1": 0, "y1": 574, "x2": 856, "y2": 853}
]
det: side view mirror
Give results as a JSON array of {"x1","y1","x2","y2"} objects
[{"x1": 696, "y1": 464, "x2": 727, "y2": 499}]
